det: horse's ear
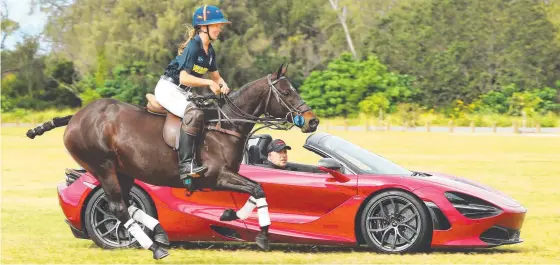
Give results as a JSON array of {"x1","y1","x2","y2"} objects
[
  {"x1": 276, "y1": 63, "x2": 284, "y2": 79},
  {"x1": 282, "y1": 63, "x2": 289, "y2": 76}
]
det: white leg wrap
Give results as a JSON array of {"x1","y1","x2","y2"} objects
[
  {"x1": 236, "y1": 196, "x2": 257, "y2": 220},
  {"x1": 124, "y1": 219, "x2": 153, "y2": 250},
  {"x1": 128, "y1": 205, "x2": 159, "y2": 230},
  {"x1": 256, "y1": 198, "x2": 271, "y2": 227}
]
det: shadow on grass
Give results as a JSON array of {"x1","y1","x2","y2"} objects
[{"x1": 170, "y1": 242, "x2": 521, "y2": 254}]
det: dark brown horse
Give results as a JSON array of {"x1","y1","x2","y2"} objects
[{"x1": 26, "y1": 65, "x2": 319, "y2": 259}]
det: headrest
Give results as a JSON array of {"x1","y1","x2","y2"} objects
[
  {"x1": 256, "y1": 134, "x2": 272, "y2": 161},
  {"x1": 248, "y1": 145, "x2": 261, "y2": 164}
]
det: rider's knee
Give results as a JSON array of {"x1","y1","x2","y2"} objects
[
  {"x1": 251, "y1": 184, "x2": 266, "y2": 199},
  {"x1": 182, "y1": 106, "x2": 204, "y2": 136}
]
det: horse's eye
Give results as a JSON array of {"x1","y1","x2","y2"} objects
[{"x1": 281, "y1": 89, "x2": 290, "y2": 96}]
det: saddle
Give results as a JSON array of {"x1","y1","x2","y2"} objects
[{"x1": 145, "y1": 93, "x2": 241, "y2": 150}]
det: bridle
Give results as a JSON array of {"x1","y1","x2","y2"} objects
[{"x1": 193, "y1": 74, "x2": 311, "y2": 132}]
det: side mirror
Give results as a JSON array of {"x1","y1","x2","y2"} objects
[
  {"x1": 318, "y1": 158, "x2": 350, "y2": 183},
  {"x1": 318, "y1": 158, "x2": 341, "y2": 170}
]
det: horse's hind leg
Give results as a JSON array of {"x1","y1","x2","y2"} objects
[
  {"x1": 215, "y1": 171, "x2": 271, "y2": 251},
  {"x1": 97, "y1": 167, "x2": 168, "y2": 259},
  {"x1": 118, "y1": 173, "x2": 170, "y2": 247}
]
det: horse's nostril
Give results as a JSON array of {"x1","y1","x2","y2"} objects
[{"x1": 309, "y1": 118, "x2": 319, "y2": 128}]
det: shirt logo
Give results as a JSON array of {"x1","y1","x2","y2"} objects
[
  {"x1": 197, "y1": 56, "x2": 204, "y2": 63},
  {"x1": 192, "y1": 64, "x2": 208, "y2": 75}
]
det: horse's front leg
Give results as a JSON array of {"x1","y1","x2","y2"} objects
[{"x1": 215, "y1": 170, "x2": 271, "y2": 251}]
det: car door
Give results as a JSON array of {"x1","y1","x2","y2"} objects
[
  {"x1": 151, "y1": 186, "x2": 245, "y2": 241},
  {"x1": 231, "y1": 164, "x2": 357, "y2": 226}
]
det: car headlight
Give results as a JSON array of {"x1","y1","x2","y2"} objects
[{"x1": 445, "y1": 192, "x2": 502, "y2": 219}]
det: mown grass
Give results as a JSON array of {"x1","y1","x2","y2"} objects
[{"x1": 1, "y1": 126, "x2": 559, "y2": 263}]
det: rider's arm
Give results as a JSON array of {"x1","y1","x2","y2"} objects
[
  {"x1": 209, "y1": 71, "x2": 225, "y2": 86},
  {"x1": 180, "y1": 70, "x2": 213, "y2": 87}
]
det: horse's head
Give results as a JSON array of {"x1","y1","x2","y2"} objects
[{"x1": 263, "y1": 64, "x2": 319, "y2": 133}]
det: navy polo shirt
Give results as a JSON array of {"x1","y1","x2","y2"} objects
[{"x1": 164, "y1": 35, "x2": 218, "y2": 84}]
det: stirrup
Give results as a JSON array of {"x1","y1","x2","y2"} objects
[
  {"x1": 188, "y1": 161, "x2": 208, "y2": 177},
  {"x1": 183, "y1": 177, "x2": 195, "y2": 196}
]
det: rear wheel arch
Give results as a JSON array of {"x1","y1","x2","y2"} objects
[
  {"x1": 80, "y1": 186, "x2": 102, "y2": 238},
  {"x1": 80, "y1": 183, "x2": 157, "y2": 240}
]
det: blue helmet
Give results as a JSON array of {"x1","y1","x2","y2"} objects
[{"x1": 192, "y1": 5, "x2": 231, "y2": 27}]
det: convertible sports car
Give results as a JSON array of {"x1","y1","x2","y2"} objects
[{"x1": 57, "y1": 132, "x2": 526, "y2": 253}]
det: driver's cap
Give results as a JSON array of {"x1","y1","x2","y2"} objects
[{"x1": 267, "y1": 139, "x2": 292, "y2": 153}]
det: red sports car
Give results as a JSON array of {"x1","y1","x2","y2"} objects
[{"x1": 57, "y1": 132, "x2": 526, "y2": 253}]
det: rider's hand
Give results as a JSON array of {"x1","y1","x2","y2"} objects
[
  {"x1": 220, "y1": 82, "x2": 230, "y2": 95},
  {"x1": 208, "y1": 81, "x2": 222, "y2": 95}
]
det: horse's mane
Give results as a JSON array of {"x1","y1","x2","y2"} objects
[
  {"x1": 227, "y1": 77, "x2": 263, "y2": 104},
  {"x1": 202, "y1": 75, "x2": 271, "y2": 125}
]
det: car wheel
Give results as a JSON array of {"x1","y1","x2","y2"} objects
[
  {"x1": 360, "y1": 190, "x2": 432, "y2": 253},
  {"x1": 84, "y1": 186, "x2": 156, "y2": 249}
]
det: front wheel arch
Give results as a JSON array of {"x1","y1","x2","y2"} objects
[{"x1": 354, "y1": 188, "x2": 433, "y2": 252}]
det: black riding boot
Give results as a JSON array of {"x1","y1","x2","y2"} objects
[{"x1": 177, "y1": 128, "x2": 208, "y2": 181}]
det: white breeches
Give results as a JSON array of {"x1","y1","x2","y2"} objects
[{"x1": 154, "y1": 77, "x2": 193, "y2": 117}]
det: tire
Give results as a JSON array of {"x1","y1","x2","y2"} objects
[
  {"x1": 84, "y1": 186, "x2": 156, "y2": 249},
  {"x1": 359, "y1": 190, "x2": 432, "y2": 253}
]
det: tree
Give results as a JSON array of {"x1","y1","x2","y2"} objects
[
  {"x1": 37, "y1": 0, "x2": 362, "y2": 89},
  {"x1": 327, "y1": 0, "x2": 357, "y2": 59},
  {"x1": 366, "y1": 0, "x2": 560, "y2": 106},
  {"x1": 1, "y1": 1, "x2": 20, "y2": 50}
]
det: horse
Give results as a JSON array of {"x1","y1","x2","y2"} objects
[{"x1": 26, "y1": 64, "x2": 319, "y2": 259}]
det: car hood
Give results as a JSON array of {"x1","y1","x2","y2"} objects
[{"x1": 417, "y1": 172, "x2": 523, "y2": 208}]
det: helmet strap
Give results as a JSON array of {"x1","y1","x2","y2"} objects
[{"x1": 201, "y1": 25, "x2": 214, "y2": 41}]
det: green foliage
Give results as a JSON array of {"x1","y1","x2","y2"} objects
[
  {"x1": 475, "y1": 90, "x2": 510, "y2": 114},
  {"x1": 300, "y1": 53, "x2": 417, "y2": 117},
  {"x1": 80, "y1": 88, "x2": 102, "y2": 106},
  {"x1": 367, "y1": 0, "x2": 560, "y2": 106},
  {"x1": 1, "y1": 17, "x2": 20, "y2": 49},
  {"x1": 1, "y1": 38, "x2": 82, "y2": 111},
  {"x1": 473, "y1": 83, "x2": 560, "y2": 116},
  {"x1": 1, "y1": 95, "x2": 14, "y2": 112},
  {"x1": 359, "y1": 93, "x2": 390, "y2": 117},
  {"x1": 96, "y1": 62, "x2": 158, "y2": 105},
  {"x1": 4, "y1": 0, "x2": 559, "y2": 121},
  {"x1": 534, "y1": 86, "x2": 560, "y2": 113},
  {"x1": 394, "y1": 103, "x2": 422, "y2": 127},
  {"x1": 94, "y1": 48, "x2": 109, "y2": 88},
  {"x1": 508, "y1": 91, "x2": 543, "y2": 117}
]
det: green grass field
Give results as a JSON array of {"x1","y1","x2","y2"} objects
[{"x1": 1, "y1": 126, "x2": 559, "y2": 264}]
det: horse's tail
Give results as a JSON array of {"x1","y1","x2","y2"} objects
[{"x1": 26, "y1": 115, "x2": 73, "y2": 139}]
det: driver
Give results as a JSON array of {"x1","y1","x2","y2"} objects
[{"x1": 262, "y1": 139, "x2": 295, "y2": 171}]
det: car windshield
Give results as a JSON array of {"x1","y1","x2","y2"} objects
[{"x1": 322, "y1": 136, "x2": 412, "y2": 175}]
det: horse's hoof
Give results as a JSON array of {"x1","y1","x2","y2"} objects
[
  {"x1": 153, "y1": 225, "x2": 170, "y2": 246},
  {"x1": 150, "y1": 244, "x2": 169, "y2": 260},
  {"x1": 255, "y1": 232, "x2": 270, "y2": 251},
  {"x1": 220, "y1": 209, "x2": 239, "y2": 221}
]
